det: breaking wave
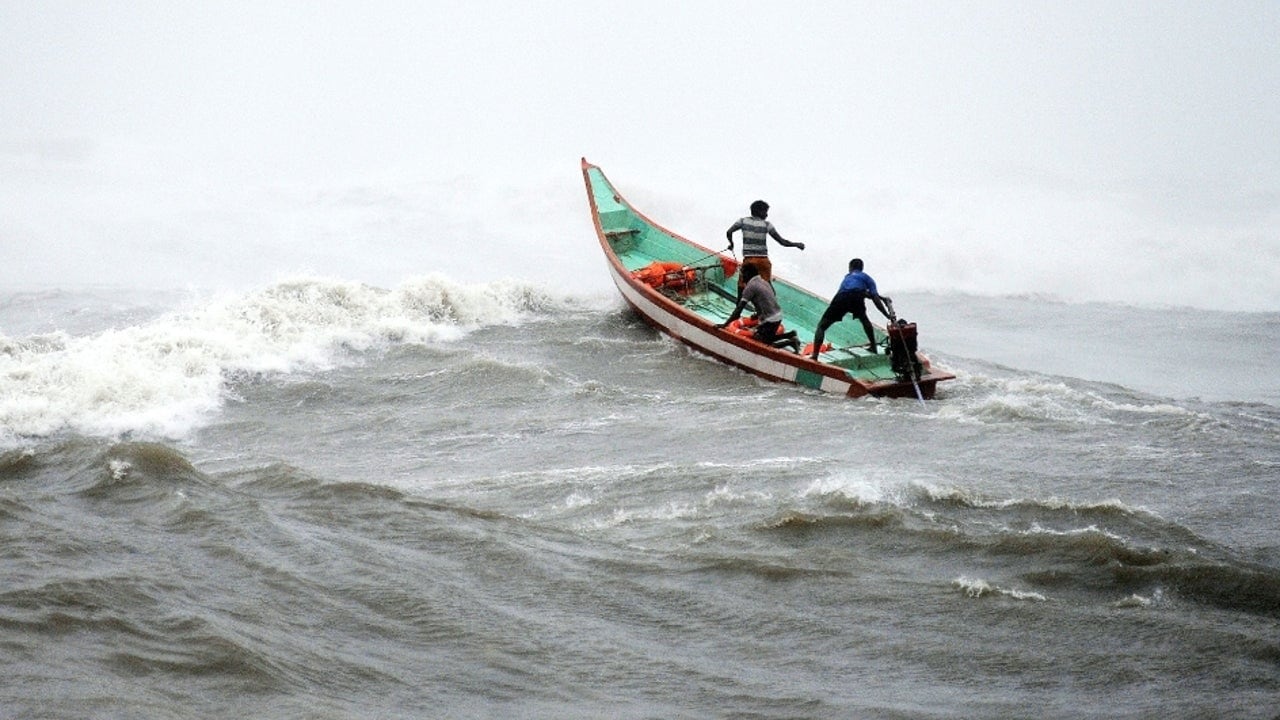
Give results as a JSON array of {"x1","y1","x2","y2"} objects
[
  {"x1": 953, "y1": 577, "x2": 1048, "y2": 602},
  {"x1": 0, "y1": 275, "x2": 565, "y2": 446}
]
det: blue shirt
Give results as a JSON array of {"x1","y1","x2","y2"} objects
[{"x1": 837, "y1": 271, "x2": 879, "y2": 297}]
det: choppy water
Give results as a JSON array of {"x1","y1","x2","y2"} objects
[{"x1": 2, "y1": 277, "x2": 1278, "y2": 719}]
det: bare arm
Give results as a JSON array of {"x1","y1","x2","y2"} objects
[
  {"x1": 725, "y1": 221, "x2": 741, "y2": 251},
  {"x1": 769, "y1": 227, "x2": 805, "y2": 251},
  {"x1": 718, "y1": 298, "x2": 749, "y2": 327},
  {"x1": 718, "y1": 283, "x2": 760, "y2": 327},
  {"x1": 871, "y1": 295, "x2": 893, "y2": 320}
]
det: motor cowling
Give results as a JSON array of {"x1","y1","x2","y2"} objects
[{"x1": 886, "y1": 319, "x2": 922, "y2": 381}]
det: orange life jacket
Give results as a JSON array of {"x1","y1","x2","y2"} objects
[
  {"x1": 632, "y1": 261, "x2": 696, "y2": 291},
  {"x1": 726, "y1": 316, "x2": 787, "y2": 339}
]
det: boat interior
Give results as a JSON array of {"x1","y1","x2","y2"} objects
[{"x1": 602, "y1": 224, "x2": 898, "y2": 376}]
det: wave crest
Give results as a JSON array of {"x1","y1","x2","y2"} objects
[
  {"x1": 954, "y1": 576, "x2": 1048, "y2": 602},
  {"x1": 0, "y1": 274, "x2": 561, "y2": 445}
]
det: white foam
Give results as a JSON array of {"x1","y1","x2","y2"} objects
[
  {"x1": 0, "y1": 274, "x2": 554, "y2": 445},
  {"x1": 921, "y1": 484, "x2": 1145, "y2": 517},
  {"x1": 1112, "y1": 594, "x2": 1153, "y2": 609},
  {"x1": 802, "y1": 475, "x2": 895, "y2": 507},
  {"x1": 953, "y1": 576, "x2": 1048, "y2": 602}
]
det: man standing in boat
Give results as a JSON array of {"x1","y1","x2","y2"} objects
[
  {"x1": 809, "y1": 258, "x2": 894, "y2": 360},
  {"x1": 726, "y1": 200, "x2": 804, "y2": 294}
]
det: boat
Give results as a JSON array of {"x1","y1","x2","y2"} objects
[{"x1": 581, "y1": 159, "x2": 955, "y2": 400}]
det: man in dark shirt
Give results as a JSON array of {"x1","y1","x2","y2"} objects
[{"x1": 717, "y1": 263, "x2": 800, "y2": 352}]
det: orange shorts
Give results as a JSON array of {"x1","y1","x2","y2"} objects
[{"x1": 738, "y1": 256, "x2": 773, "y2": 292}]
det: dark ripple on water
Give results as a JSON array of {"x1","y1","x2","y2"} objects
[
  {"x1": 763, "y1": 483, "x2": 1280, "y2": 618},
  {"x1": 4, "y1": 293, "x2": 1280, "y2": 718},
  {"x1": 0, "y1": 442, "x2": 441, "y2": 715}
]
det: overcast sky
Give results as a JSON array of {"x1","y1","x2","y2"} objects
[{"x1": 3, "y1": 1, "x2": 1278, "y2": 308}]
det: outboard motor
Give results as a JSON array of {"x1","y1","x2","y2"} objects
[{"x1": 886, "y1": 319, "x2": 922, "y2": 382}]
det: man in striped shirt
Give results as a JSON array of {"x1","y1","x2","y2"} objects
[{"x1": 725, "y1": 200, "x2": 805, "y2": 294}]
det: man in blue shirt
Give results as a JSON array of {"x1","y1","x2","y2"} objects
[{"x1": 808, "y1": 258, "x2": 894, "y2": 360}]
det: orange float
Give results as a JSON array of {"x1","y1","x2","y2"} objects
[{"x1": 632, "y1": 261, "x2": 696, "y2": 291}]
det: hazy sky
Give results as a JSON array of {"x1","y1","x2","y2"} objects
[{"x1": 3, "y1": 1, "x2": 1278, "y2": 309}]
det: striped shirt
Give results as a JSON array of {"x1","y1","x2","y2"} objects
[{"x1": 728, "y1": 216, "x2": 774, "y2": 257}]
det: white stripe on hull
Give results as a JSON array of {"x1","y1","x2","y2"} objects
[{"x1": 608, "y1": 263, "x2": 856, "y2": 396}]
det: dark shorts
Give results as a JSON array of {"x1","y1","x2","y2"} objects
[
  {"x1": 754, "y1": 320, "x2": 784, "y2": 343},
  {"x1": 819, "y1": 290, "x2": 867, "y2": 326}
]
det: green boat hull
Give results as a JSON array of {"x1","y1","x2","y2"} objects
[{"x1": 582, "y1": 159, "x2": 954, "y2": 399}]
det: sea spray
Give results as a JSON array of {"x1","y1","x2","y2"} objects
[{"x1": 0, "y1": 275, "x2": 560, "y2": 446}]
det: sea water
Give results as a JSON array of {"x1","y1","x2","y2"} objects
[{"x1": 2, "y1": 277, "x2": 1277, "y2": 718}]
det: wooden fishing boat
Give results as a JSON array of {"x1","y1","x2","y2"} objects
[{"x1": 581, "y1": 159, "x2": 955, "y2": 399}]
